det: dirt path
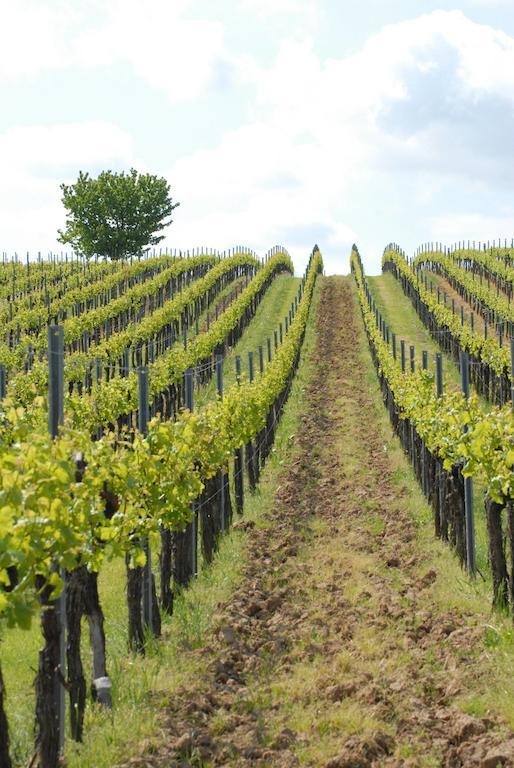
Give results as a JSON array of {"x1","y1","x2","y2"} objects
[{"x1": 128, "y1": 277, "x2": 514, "y2": 768}]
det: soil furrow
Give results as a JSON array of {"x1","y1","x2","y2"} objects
[{"x1": 127, "y1": 276, "x2": 514, "y2": 768}]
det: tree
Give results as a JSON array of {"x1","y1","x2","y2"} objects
[{"x1": 58, "y1": 169, "x2": 179, "y2": 260}]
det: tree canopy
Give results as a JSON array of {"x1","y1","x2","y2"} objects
[{"x1": 58, "y1": 169, "x2": 179, "y2": 260}]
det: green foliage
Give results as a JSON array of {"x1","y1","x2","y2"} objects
[
  {"x1": 58, "y1": 169, "x2": 179, "y2": 260},
  {"x1": 351, "y1": 246, "x2": 513, "y2": 505},
  {"x1": 0, "y1": 251, "x2": 292, "y2": 432},
  {"x1": 451, "y1": 246, "x2": 514, "y2": 285},
  {"x1": 0, "y1": 254, "x2": 218, "y2": 385},
  {"x1": 0, "y1": 248, "x2": 321, "y2": 630},
  {"x1": 383, "y1": 248, "x2": 512, "y2": 378},
  {"x1": 415, "y1": 250, "x2": 513, "y2": 324}
]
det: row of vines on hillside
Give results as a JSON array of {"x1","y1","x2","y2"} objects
[
  {"x1": 383, "y1": 245, "x2": 513, "y2": 406},
  {"x1": 1, "y1": 251, "x2": 293, "y2": 440},
  {"x1": 351, "y1": 245, "x2": 513, "y2": 612},
  {"x1": 416, "y1": 241, "x2": 514, "y2": 285},
  {"x1": 414, "y1": 251, "x2": 513, "y2": 327},
  {"x1": 0, "y1": 246, "x2": 322, "y2": 768},
  {"x1": 3, "y1": 253, "x2": 257, "y2": 401}
]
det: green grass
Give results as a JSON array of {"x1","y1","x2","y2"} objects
[
  {"x1": 350, "y1": 275, "x2": 514, "y2": 730},
  {"x1": 196, "y1": 273, "x2": 300, "y2": 406},
  {"x1": 247, "y1": 278, "x2": 514, "y2": 766},
  {"x1": 274, "y1": 277, "x2": 514, "y2": 762},
  {"x1": 1, "y1": 271, "x2": 312, "y2": 768},
  {"x1": 422, "y1": 269, "x2": 504, "y2": 339},
  {"x1": 366, "y1": 275, "x2": 491, "y2": 598},
  {"x1": 368, "y1": 273, "x2": 462, "y2": 390},
  {"x1": 184, "y1": 273, "x2": 246, "y2": 343}
]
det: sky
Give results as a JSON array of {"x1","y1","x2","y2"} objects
[{"x1": 1, "y1": 0, "x2": 514, "y2": 274}]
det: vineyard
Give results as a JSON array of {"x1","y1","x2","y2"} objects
[{"x1": 1, "y1": 239, "x2": 514, "y2": 768}]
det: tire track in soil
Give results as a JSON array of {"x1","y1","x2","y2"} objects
[{"x1": 127, "y1": 277, "x2": 514, "y2": 768}]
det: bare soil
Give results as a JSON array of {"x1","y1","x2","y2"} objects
[{"x1": 126, "y1": 277, "x2": 514, "y2": 767}]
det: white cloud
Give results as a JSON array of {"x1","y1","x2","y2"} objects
[
  {"x1": 0, "y1": 121, "x2": 137, "y2": 252},
  {"x1": 241, "y1": 0, "x2": 316, "y2": 14},
  {"x1": 466, "y1": 0, "x2": 512, "y2": 5},
  {"x1": 75, "y1": 0, "x2": 233, "y2": 102},
  {"x1": 0, "y1": 0, "x2": 232, "y2": 103},
  {"x1": 0, "y1": 1, "x2": 67, "y2": 78},
  {"x1": 429, "y1": 211, "x2": 514, "y2": 246},
  {"x1": 162, "y1": 9, "x2": 514, "y2": 274},
  {"x1": 2, "y1": 6, "x2": 514, "y2": 273},
  {"x1": 240, "y1": 0, "x2": 319, "y2": 28}
]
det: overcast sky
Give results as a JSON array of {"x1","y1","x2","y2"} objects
[{"x1": 1, "y1": 0, "x2": 514, "y2": 274}]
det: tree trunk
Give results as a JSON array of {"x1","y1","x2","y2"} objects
[
  {"x1": 508, "y1": 502, "x2": 514, "y2": 612},
  {"x1": 200, "y1": 475, "x2": 221, "y2": 564},
  {"x1": 159, "y1": 528, "x2": 174, "y2": 615},
  {"x1": 35, "y1": 575, "x2": 64, "y2": 768},
  {"x1": 234, "y1": 448, "x2": 244, "y2": 514},
  {"x1": 65, "y1": 568, "x2": 87, "y2": 741},
  {"x1": 447, "y1": 466, "x2": 466, "y2": 564},
  {"x1": 485, "y1": 496, "x2": 509, "y2": 608},
  {"x1": 151, "y1": 574, "x2": 161, "y2": 638},
  {"x1": 246, "y1": 441, "x2": 257, "y2": 491},
  {"x1": 222, "y1": 471, "x2": 232, "y2": 531},
  {"x1": 172, "y1": 518, "x2": 196, "y2": 587},
  {"x1": 125, "y1": 556, "x2": 145, "y2": 654},
  {"x1": 83, "y1": 571, "x2": 111, "y2": 707}
]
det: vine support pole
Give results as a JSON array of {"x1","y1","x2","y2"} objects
[
  {"x1": 138, "y1": 366, "x2": 153, "y2": 634},
  {"x1": 234, "y1": 356, "x2": 244, "y2": 514},
  {"x1": 216, "y1": 355, "x2": 227, "y2": 532},
  {"x1": 49, "y1": 325, "x2": 66, "y2": 752},
  {"x1": 436, "y1": 353, "x2": 443, "y2": 397},
  {"x1": 460, "y1": 351, "x2": 476, "y2": 577},
  {"x1": 185, "y1": 368, "x2": 198, "y2": 575},
  {"x1": 37, "y1": 325, "x2": 66, "y2": 766},
  {"x1": 510, "y1": 338, "x2": 514, "y2": 414}
]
